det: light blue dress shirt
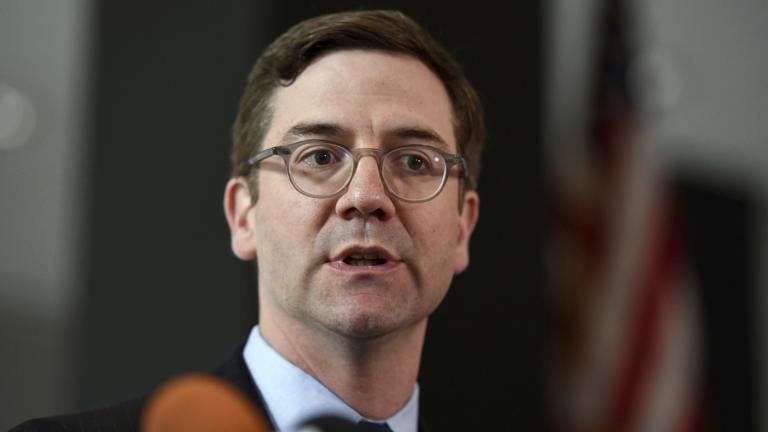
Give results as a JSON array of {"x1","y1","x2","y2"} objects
[{"x1": 243, "y1": 325, "x2": 419, "y2": 432}]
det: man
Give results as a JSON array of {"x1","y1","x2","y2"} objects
[{"x1": 12, "y1": 9, "x2": 483, "y2": 432}]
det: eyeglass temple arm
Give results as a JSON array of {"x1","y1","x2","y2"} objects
[
  {"x1": 444, "y1": 155, "x2": 469, "y2": 180},
  {"x1": 247, "y1": 146, "x2": 291, "y2": 166}
]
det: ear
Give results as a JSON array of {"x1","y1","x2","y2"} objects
[
  {"x1": 453, "y1": 190, "x2": 479, "y2": 274},
  {"x1": 224, "y1": 177, "x2": 258, "y2": 261}
]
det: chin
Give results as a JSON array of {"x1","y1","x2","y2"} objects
[
  {"x1": 326, "y1": 304, "x2": 429, "y2": 341},
  {"x1": 341, "y1": 316, "x2": 393, "y2": 340},
  {"x1": 326, "y1": 311, "x2": 404, "y2": 340}
]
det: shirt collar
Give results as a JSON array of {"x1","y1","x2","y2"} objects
[{"x1": 243, "y1": 325, "x2": 419, "y2": 432}]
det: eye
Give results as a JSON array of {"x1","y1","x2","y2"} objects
[
  {"x1": 389, "y1": 148, "x2": 440, "y2": 175},
  {"x1": 309, "y1": 149, "x2": 334, "y2": 165},
  {"x1": 295, "y1": 144, "x2": 346, "y2": 168},
  {"x1": 404, "y1": 154, "x2": 427, "y2": 171}
]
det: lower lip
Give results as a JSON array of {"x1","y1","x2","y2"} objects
[{"x1": 326, "y1": 260, "x2": 401, "y2": 273}]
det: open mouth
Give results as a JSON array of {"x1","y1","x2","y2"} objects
[
  {"x1": 343, "y1": 254, "x2": 388, "y2": 266},
  {"x1": 329, "y1": 246, "x2": 398, "y2": 271}
]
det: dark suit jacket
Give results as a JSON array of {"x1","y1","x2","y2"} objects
[
  {"x1": 9, "y1": 347, "x2": 275, "y2": 432},
  {"x1": 11, "y1": 347, "x2": 427, "y2": 432}
]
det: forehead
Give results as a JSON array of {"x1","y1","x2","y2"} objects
[{"x1": 266, "y1": 49, "x2": 456, "y2": 151}]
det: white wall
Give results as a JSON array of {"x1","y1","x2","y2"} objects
[{"x1": 639, "y1": 0, "x2": 768, "y2": 183}]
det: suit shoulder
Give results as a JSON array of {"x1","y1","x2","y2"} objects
[
  {"x1": 9, "y1": 397, "x2": 147, "y2": 432},
  {"x1": 9, "y1": 417, "x2": 70, "y2": 432}
]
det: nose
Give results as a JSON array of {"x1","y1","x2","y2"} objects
[{"x1": 334, "y1": 154, "x2": 395, "y2": 220}]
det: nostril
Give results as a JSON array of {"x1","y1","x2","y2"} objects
[{"x1": 336, "y1": 188, "x2": 393, "y2": 220}]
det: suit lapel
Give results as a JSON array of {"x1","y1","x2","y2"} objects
[{"x1": 210, "y1": 345, "x2": 277, "y2": 430}]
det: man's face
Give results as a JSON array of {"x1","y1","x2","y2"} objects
[{"x1": 227, "y1": 49, "x2": 478, "y2": 339}]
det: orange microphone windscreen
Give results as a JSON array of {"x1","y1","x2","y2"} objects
[{"x1": 141, "y1": 373, "x2": 271, "y2": 432}]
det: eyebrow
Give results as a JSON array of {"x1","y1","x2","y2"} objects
[
  {"x1": 388, "y1": 126, "x2": 450, "y2": 151},
  {"x1": 280, "y1": 122, "x2": 350, "y2": 144},
  {"x1": 280, "y1": 122, "x2": 451, "y2": 151}
]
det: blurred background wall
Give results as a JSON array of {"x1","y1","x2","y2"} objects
[
  {"x1": 1, "y1": 0, "x2": 91, "y2": 425},
  {"x1": 1, "y1": 1, "x2": 545, "y2": 430}
]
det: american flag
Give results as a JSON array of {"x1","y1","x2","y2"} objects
[{"x1": 549, "y1": 1, "x2": 706, "y2": 431}]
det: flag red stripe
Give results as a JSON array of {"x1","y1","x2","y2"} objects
[{"x1": 609, "y1": 193, "x2": 683, "y2": 429}]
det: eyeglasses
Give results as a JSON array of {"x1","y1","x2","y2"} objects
[{"x1": 247, "y1": 139, "x2": 467, "y2": 202}]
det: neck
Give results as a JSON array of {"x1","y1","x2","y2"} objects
[{"x1": 259, "y1": 308, "x2": 426, "y2": 420}]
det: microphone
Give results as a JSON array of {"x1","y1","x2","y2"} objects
[{"x1": 141, "y1": 373, "x2": 271, "y2": 432}]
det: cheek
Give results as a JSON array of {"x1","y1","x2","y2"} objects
[
  {"x1": 252, "y1": 196, "x2": 326, "y2": 307},
  {"x1": 404, "y1": 203, "x2": 461, "y2": 271},
  {"x1": 258, "y1": 169, "x2": 324, "y2": 227},
  {"x1": 253, "y1": 187, "x2": 333, "y2": 264}
]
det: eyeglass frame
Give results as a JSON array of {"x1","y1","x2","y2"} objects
[{"x1": 246, "y1": 139, "x2": 468, "y2": 203}]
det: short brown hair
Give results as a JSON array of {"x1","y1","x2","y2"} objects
[{"x1": 231, "y1": 10, "x2": 485, "y2": 195}]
